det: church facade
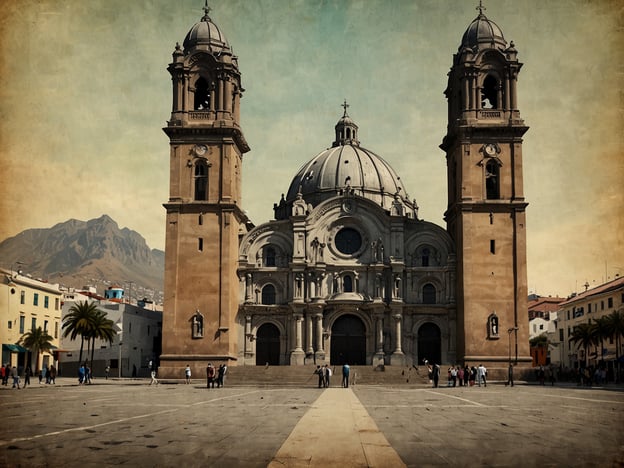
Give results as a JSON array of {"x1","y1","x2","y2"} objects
[{"x1": 158, "y1": 4, "x2": 532, "y2": 378}]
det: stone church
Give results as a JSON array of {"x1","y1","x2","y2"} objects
[{"x1": 158, "y1": 3, "x2": 532, "y2": 378}]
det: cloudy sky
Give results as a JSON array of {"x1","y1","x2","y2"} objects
[{"x1": 1, "y1": 0, "x2": 622, "y2": 297}]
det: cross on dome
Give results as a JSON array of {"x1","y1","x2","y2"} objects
[
  {"x1": 476, "y1": 0, "x2": 486, "y2": 15},
  {"x1": 202, "y1": 0, "x2": 212, "y2": 21},
  {"x1": 341, "y1": 99, "x2": 350, "y2": 117}
]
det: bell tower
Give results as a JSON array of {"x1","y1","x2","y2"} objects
[
  {"x1": 159, "y1": 3, "x2": 250, "y2": 378},
  {"x1": 441, "y1": 4, "x2": 531, "y2": 373}
]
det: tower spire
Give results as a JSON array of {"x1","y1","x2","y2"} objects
[
  {"x1": 476, "y1": 1, "x2": 486, "y2": 16},
  {"x1": 202, "y1": 0, "x2": 212, "y2": 21},
  {"x1": 341, "y1": 99, "x2": 350, "y2": 117}
]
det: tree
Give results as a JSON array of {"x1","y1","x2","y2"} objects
[
  {"x1": 591, "y1": 316, "x2": 610, "y2": 363},
  {"x1": 19, "y1": 327, "x2": 54, "y2": 372},
  {"x1": 86, "y1": 310, "x2": 116, "y2": 369},
  {"x1": 62, "y1": 301, "x2": 99, "y2": 364},
  {"x1": 570, "y1": 322, "x2": 596, "y2": 368},
  {"x1": 605, "y1": 308, "x2": 624, "y2": 382}
]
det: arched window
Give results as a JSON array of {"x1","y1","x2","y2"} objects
[
  {"x1": 261, "y1": 284, "x2": 276, "y2": 305},
  {"x1": 423, "y1": 283, "x2": 436, "y2": 304},
  {"x1": 422, "y1": 248, "x2": 430, "y2": 267},
  {"x1": 194, "y1": 77, "x2": 210, "y2": 110},
  {"x1": 343, "y1": 275, "x2": 353, "y2": 293},
  {"x1": 265, "y1": 246, "x2": 276, "y2": 267},
  {"x1": 194, "y1": 162, "x2": 208, "y2": 201},
  {"x1": 482, "y1": 75, "x2": 498, "y2": 109},
  {"x1": 485, "y1": 160, "x2": 500, "y2": 199}
]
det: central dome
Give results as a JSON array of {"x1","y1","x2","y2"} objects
[
  {"x1": 183, "y1": 7, "x2": 231, "y2": 54},
  {"x1": 279, "y1": 107, "x2": 415, "y2": 219}
]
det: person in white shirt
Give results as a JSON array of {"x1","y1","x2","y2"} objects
[{"x1": 477, "y1": 364, "x2": 487, "y2": 387}]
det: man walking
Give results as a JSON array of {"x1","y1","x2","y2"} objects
[
  {"x1": 506, "y1": 363, "x2": 514, "y2": 387},
  {"x1": 432, "y1": 363, "x2": 441, "y2": 388}
]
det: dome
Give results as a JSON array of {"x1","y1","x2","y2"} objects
[
  {"x1": 460, "y1": 12, "x2": 507, "y2": 52},
  {"x1": 280, "y1": 110, "x2": 416, "y2": 218},
  {"x1": 183, "y1": 8, "x2": 231, "y2": 54}
]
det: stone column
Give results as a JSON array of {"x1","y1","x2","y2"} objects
[
  {"x1": 315, "y1": 313, "x2": 325, "y2": 362},
  {"x1": 391, "y1": 313, "x2": 405, "y2": 365},
  {"x1": 306, "y1": 313, "x2": 314, "y2": 355},
  {"x1": 290, "y1": 314, "x2": 305, "y2": 365}
]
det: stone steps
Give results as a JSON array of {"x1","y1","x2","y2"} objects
[{"x1": 223, "y1": 364, "x2": 431, "y2": 387}]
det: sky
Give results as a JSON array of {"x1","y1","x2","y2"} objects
[{"x1": 0, "y1": 0, "x2": 622, "y2": 298}]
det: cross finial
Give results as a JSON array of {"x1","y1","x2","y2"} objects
[
  {"x1": 341, "y1": 99, "x2": 350, "y2": 117},
  {"x1": 476, "y1": 1, "x2": 486, "y2": 15},
  {"x1": 203, "y1": 0, "x2": 212, "y2": 20}
]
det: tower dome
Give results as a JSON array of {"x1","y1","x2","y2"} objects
[
  {"x1": 183, "y1": 3, "x2": 231, "y2": 54},
  {"x1": 459, "y1": 4, "x2": 507, "y2": 52},
  {"x1": 276, "y1": 104, "x2": 417, "y2": 219}
]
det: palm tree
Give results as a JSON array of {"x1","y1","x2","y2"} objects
[
  {"x1": 591, "y1": 316, "x2": 610, "y2": 363},
  {"x1": 570, "y1": 322, "x2": 597, "y2": 368},
  {"x1": 86, "y1": 310, "x2": 116, "y2": 369},
  {"x1": 605, "y1": 308, "x2": 624, "y2": 382},
  {"x1": 18, "y1": 327, "x2": 54, "y2": 372},
  {"x1": 62, "y1": 301, "x2": 99, "y2": 364}
]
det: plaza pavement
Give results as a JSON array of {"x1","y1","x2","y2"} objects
[{"x1": 0, "y1": 377, "x2": 623, "y2": 467}]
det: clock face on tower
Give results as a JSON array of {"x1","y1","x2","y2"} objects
[
  {"x1": 484, "y1": 144, "x2": 497, "y2": 156},
  {"x1": 194, "y1": 144, "x2": 207, "y2": 156}
]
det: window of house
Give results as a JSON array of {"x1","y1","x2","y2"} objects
[
  {"x1": 482, "y1": 75, "x2": 499, "y2": 109},
  {"x1": 421, "y1": 248, "x2": 430, "y2": 267},
  {"x1": 559, "y1": 329, "x2": 564, "y2": 341},
  {"x1": 261, "y1": 284, "x2": 276, "y2": 305},
  {"x1": 485, "y1": 160, "x2": 500, "y2": 199},
  {"x1": 54, "y1": 321, "x2": 58, "y2": 339},
  {"x1": 20, "y1": 291, "x2": 25, "y2": 304},
  {"x1": 194, "y1": 162, "x2": 208, "y2": 201},
  {"x1": 588, "y1": 303, "x2": 591, "y2": 313},
  {"x1": 265, "y1": 247, "x2": 276, "y2": 267},
  {"x1": 343, "y1": 275, "x2": 353, "y2": 293},
  {"x1": 44, "y1": 320, "x2": 49, "y2": 332},
  {"x1": 608, "y1": 298, "x2": 613, "y2": 308},
  {"x1": 198, "y1": 238, "x2": 203, "y2": 251},
  {"x1": 33, "y1": 293, "x2": 39, "y2": 306},
  {"x1": 19, "y1": 316, "x2": 25, "y2": 333},
  {"x1": 423, "y1": 284, "x2": 436, "y2": 304},
  {"x1": 31, "y1": 317, "x2": 36, "y2": 331},
  {"x1": 44, "y1": 296, "x2": 49, "y2": 308},
  {"x1": 8, "y1": 321, "x2": 12, "y2": 330},
  {"x1": 490, "y1": 239, "x2": 496, "y2": 254},
  {"x1": 55, "y1": 298, "x2": 60, "y2": 310},
  {"x1": 194, "y1": 77, "x2": 211, "y2": 110}
]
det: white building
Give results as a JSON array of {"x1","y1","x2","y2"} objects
[
  {"x1": 60, "y1": 289, "x2": 162, "y2": 378},
  {"x1": 554, "y1": 277, "x2": 624, "y2": 373}
]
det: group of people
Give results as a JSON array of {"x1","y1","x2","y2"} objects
[
  {"x1": 205, "y1": 363, "x2": 228, "y2": 388},
  {"x1": 1, "y1": 364, "x2": 57, "y2": 389},
  {"x1": 425, "y1": 360, "x2": 488, "y2": 388},
  {"x1": 315, "y1": 364, "x2": 352, "y2": 388},
  {"x1": 78, "y1": 363, "x2": 92, "y2": 385}
]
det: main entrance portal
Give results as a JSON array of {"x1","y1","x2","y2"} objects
[
  {"x1": 417, "y1": 322, "x2": 441, "y2": 365},
  {"x1": 330, "y1": 314, "x2": 366, "y2": 365},
  {"x1": 256, "y1": 323, "x2": 280, "y2": 366}
]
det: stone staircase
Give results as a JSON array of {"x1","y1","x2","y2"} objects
[{"x1": 224, "y1": 364, "x2": 431, "y2": 387}]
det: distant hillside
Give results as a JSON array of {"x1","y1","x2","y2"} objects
[{"x1": 0, "y1": 215, "x2": 164, "y2": 301}]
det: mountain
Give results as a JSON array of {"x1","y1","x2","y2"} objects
[{"x1": 0, "y1": 215, "x2": 164, "y2": 301}]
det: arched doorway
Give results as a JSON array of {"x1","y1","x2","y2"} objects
[
  {"x1": 417, "y1": 323, "x2": 441, "y2": 365},
  {"x1": 256, "y1": 323, "x2": 280, "y2": 366},
  {"x1": 331, "y1": 314, "x2": 366, "y2": 365}
]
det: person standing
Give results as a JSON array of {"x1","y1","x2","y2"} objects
[
  {"x1": 49, "y1": 365, "x2": 56, "y2": 384},
  {"x1": 184, "y1": 365, "x2": 192, "y2": 384},
  {"x1": 206, "y1": 363, "x2": 215, "y2": 388},
  {"x1": 105, "y1": 365, "x2": 110, "y2": 380},
  {"x1": 342, "y1": 363, "x2": 350, "y2": 388},
  {"x1": 432, "y1": 363, "x2": 440, "y2": 388},
  {"x1": 24, "y1": 365, "x2": 32, "y2": 388},
  {"x1": 324, "y1": 365, "x2": 332, "y2": 388},
  {"x1": 477, "y1": 364, "x2": 487, "y2": 387},
  {"x1": 315, "y1": 366, "x2": 323, "y2": 388},
  {"x1": 506, "y1": 363, "x2": 514, "y2": 387},
  {"x1": 217, "y1": 364, "x2": 227, "y2": 388}
]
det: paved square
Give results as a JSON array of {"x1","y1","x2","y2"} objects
[{"x1": 0, "y1": 379, "x2": 622, "y2": 467}]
